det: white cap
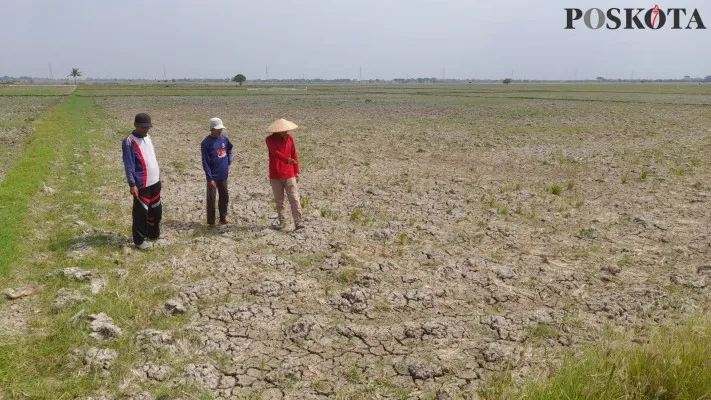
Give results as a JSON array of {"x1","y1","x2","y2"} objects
[{"x1": 209, "y1": 117, "x2": 225, "y2": 130}]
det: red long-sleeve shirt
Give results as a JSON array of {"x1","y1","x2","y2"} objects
[{"x1": 265, "y1": 133, "x2": 300, "y2": 179}]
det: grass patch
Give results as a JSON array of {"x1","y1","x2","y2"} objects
[
  {"x1": 337, "y1": 268, "x2": 361, "y2": 284},
  {"x1": 320, "y1": 208, "x2": 339, "y2": 220},
  {"x1": 349, "y1": 208, "x2": 370, "y2": 224},
  {"x1": 0, "y1": 96, "x2": 207, "y2": 399},
  {"x1": 0, "y1": 96, "x2": 85, "y2": 275},
  {"x1": 529, "y1": 323, "x2": 561, "y2": 341},
  {"x1": 548, "y1": 185, "x2": 563, "y2": 196},
  {"x1": 484, "y1": 318, "x2": 711, "y2": 400},
  {"x1": 617, "y1": 255, "x2": 631, "y2": 267}
]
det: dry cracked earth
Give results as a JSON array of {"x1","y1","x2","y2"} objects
[{"x1": 5, "y1": 88, "x2": 711, "y2": 399}]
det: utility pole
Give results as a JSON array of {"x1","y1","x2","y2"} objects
[
  {"x1": 49, "y1": 63, "x2": 53, "y2": 80},
  {"x1": 266, "y1": 65, "x2": 269, "y2": 80},
  {"x1": 163, "y1": 64, "x2": 167, "y2": 80},
  {"x1": 359, "y1": 66, "x2": 362, "y2": 81}
]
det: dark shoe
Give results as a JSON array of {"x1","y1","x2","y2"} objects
[
  {"x1": 295, "y1": 222, "x2": 306, "y2": 230},
  {"x1": 219, "y1": 219, "x2": 230, "y2": 225}
]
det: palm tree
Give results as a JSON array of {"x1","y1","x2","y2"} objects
[{"x1": 68, "y1": 68, "x2": 82, "y2": 85}]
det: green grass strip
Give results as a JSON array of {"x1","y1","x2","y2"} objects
[
  {"x1": 0, "y1": 95, "x2": 88, "y2": 275},
  {"x1": 482, "y1": 319, "x2": 711, "y2": 399}
]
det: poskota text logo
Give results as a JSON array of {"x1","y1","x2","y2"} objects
[{"x1": 565, "y1": 5, "x2": 706, "y2": 30}]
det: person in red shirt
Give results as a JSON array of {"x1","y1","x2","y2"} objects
[{"x1": 265, "y1": 118, "x2": 303, "y2": 230}]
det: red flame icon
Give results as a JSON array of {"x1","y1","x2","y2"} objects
[{"x1": 652, "y1": 4, "x2": 660, "y2": 28}]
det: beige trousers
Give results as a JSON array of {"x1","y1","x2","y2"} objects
[{"x1": 270, "y1": 177, "x2": 302, "y2": 224}]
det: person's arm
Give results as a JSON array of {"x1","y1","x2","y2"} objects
[
  {"x1": 291, "y1": 136, "x2": 300, "y2": 175},
  {"x1": 265, "y1": 136, "x2": 291, "y2": 162},
  {"x1": 201, "y1": 141, "x2": 214, "y2": 181},
  {"x1": 122, "y1": 139, "x2": 137, "y2": 187},
  {"x1": 122, "y1": 139, "x2": 139, "y2": 197},
  {"x1": 226, "y1": 137, "x2": 233, "y2": 166}
]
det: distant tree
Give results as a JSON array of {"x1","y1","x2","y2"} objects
[
  {"x1": 68, "y1": 68, "x2": 82, "y2": 85},
  {"x1": 232, "y1": 74, "x2": 246, "y2": 86},
  {"x1": 683, "y1": 75, "x2": 691, "y2": 80},
  {"x1": 704, "y1": 75, "x2": 711, "y2": 82},
  {"x1": 596, "y1": 76, "x2": 605, "y2": 81},
  {"x1": 503, "y1": 78, "x2": 512, "y2": 84}
]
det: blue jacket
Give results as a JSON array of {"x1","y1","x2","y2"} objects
[{"x1": 201, "y1": 135, "x2": 233, "y2": 181}]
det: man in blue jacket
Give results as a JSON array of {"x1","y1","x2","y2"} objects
[
  {"x1": 201, "y1": 117, "x2": 233, "y2": 226},
  {"x1": 122, "y1": 113, "x2": 162, "y2": 250}
]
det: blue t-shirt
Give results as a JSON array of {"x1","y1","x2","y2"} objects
[{"x1": 201, "y1": 135, "x2": 233, "y2": 181}]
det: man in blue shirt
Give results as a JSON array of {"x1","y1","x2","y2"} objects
[{"x1": 201, "y1": 118, "x2": 233, "y2": 226}]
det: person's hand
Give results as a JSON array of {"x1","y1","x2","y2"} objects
[
  {"x1": 129, "y1": 186, "x2": 138, "y2": 198},
  {"x1": 288, "y1": 158, "x2": 297, "y2": 165},
  {"x1": 210, "y1": 180, "x2": 217, "y2": 189}
]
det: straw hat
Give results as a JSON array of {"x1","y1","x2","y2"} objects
[{"x1": 266, "y1": 118, "x2": 298, "y2": 133}]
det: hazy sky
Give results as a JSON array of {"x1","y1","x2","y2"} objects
[{"x1": 1, "y1": 0, "x2": 710, "y2": 80}]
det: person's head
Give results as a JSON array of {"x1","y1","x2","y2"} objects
[
  {"x1": 209, "y1": 117, "x2": 225, "y2": 136},
  {"x1": 133, "y1": 113, "x2": 152, "y2": 136},
  {"x1": 266, "y1": 118, "x2": 298, "y2": 137}
]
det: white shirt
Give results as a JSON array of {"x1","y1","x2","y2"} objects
[{"x1": 129, "y1": 133, "x2": 160, "y2": 187}]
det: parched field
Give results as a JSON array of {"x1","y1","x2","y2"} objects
[{"x1": 1, "y1": 83, "x2": 710, "y2": 399}]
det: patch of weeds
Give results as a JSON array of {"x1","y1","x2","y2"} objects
[
  {"x1": 514, "y1": 183, "x2": 522, "y2": 191},
  {"x1": 349, "y1": 208, "x2": 370, "y2": 225},
  {"x1": 337, "y1": 268, "x2": 361, "y2": 284},
  {"x1": 572, "y1": 197, "x2": 584, "y2": 208},
  {"x1": 621, "y1": 175, "x2": 628, "y2": 184},
  {"x1": 479, "y1": 369, "x2": 515, "y2": 400},
  {"x1": 169, "y1": 159, "x2": 188, "y2": 174},
  {"x1": 445, "y1": 206, "x2": 453, "y2": 215},
  {"x1": 554, "y1": 149, "x2": 579, "y2": 165},
  {"x1": 617, "y1": 255, "x2": 631, "y2": 267},
  {"x1": 312, "y1": 379, "x2": 332, "y2": 393},
  {"x1": 406, "y1": 182, "x2": 414, "y2": 193},
  {"x1": 640, "y1": 168, "x2": 648, "y2": 180},
  {"x1": 323, "y1": 281, "x2": 335, "y2": 296},
  {"x1": 396, "y1": 232, "x2": 410, "y2": 245},
  {"x1": 573, "y1": 244, "x2": 601, "y2": 259},
  {"x1": 530, "y1": 323, "x2": 561, "y2": 342},
  {"x1": 486, "y1": 197, "x2": 496, "y2": 208},
  {"x1": 240, "y1": 390, "x2": 265, "y2": 400},
  {"x1": 548, "y1": 185, "x2": 563, "y2": 195},
  {"x1": 577, "y1": 228, "x2": 597, "y2": 239},
  {"x1": 300, "y1": 195, "x2": 310, "y2": 210},
  {"x1": 671, "y1": 167, "x2": 688, "y2": 176},
  {"x1": 566, "y1": 181, "x2": 575, "y2": 191},
  {"x1": 690, "y1": 158, "x2": 699, "y2": 167},
  {"x1": 373, "y1": 301, "x2": 392, "y2": 313},
  {"x1": 497, "y1": 318, "x2": 711, "y2": 400},
  {"x1": 320, "y1": 208, "x2": 339, "y2": 221},
  {"x1": 346, "y1": 365, "x2": 366, "y2": 383},
  {"x1": 293, "y1": 251, "x2": 330, "y2": 271},
  {"x1": 692, "y1": 182, "x2": 703, "y2": 190}
]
